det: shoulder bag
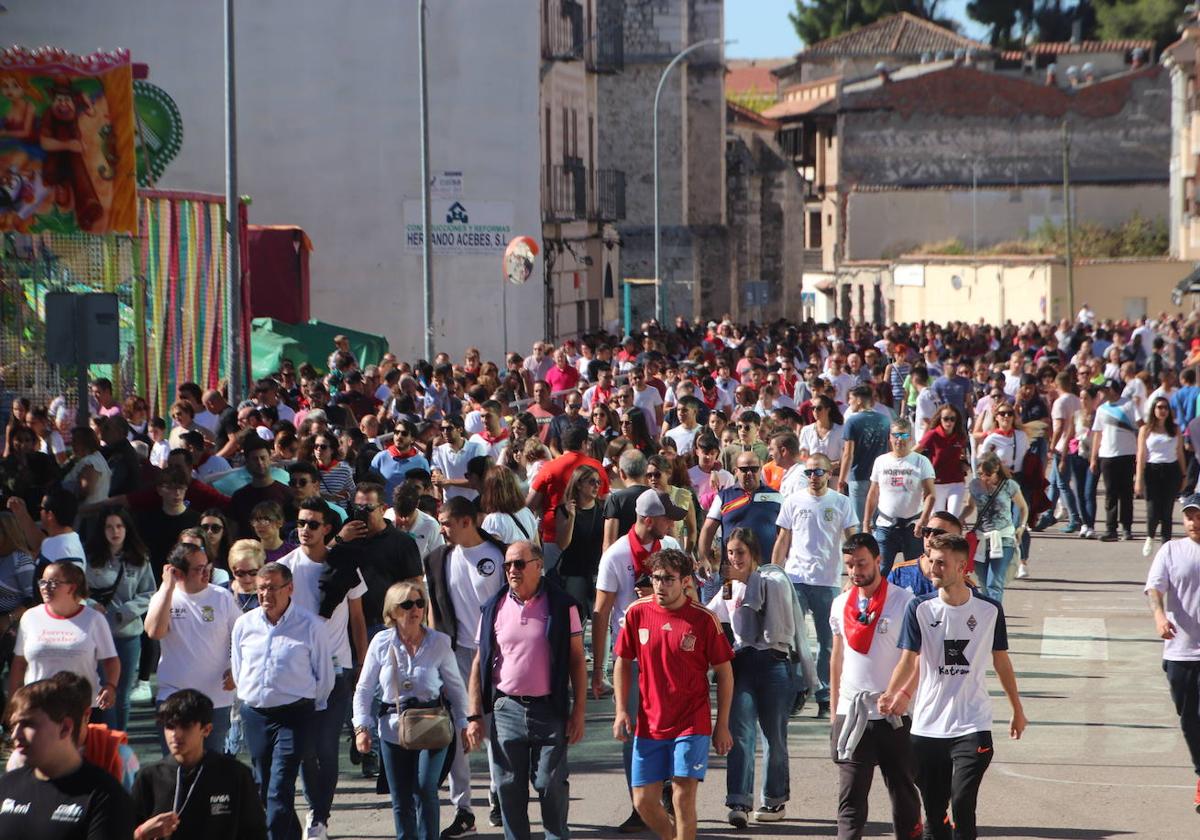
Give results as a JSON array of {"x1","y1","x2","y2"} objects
[{"x1": 389, "y1": 641, "x2": 453, "y2": 751}]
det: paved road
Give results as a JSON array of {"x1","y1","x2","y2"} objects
[{"x1": 120, "y1": 499, "x2": 1198, "y2": 839}]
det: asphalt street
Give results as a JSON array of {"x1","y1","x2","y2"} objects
[{"x1": 118, "y1": 497, "x2": 1199, "y2": 839}]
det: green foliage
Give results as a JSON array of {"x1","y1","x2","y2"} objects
[
  {"x1": 728, "y1": 88, "x2": 778, "y2": 113},
  {"x1": 918, "y1": 214, "x2": 1169, "y2": 258},
  {"x1": 966, "y1": 1, "x2": 1095, "y2": 49},
  {"x1": 789, "y1": 0, "x2": 954, "y2": 47},
  {"x1": 1093, "y1": 0, "x2": 1189, "y2": 51}
]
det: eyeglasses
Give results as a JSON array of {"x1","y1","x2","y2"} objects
[
  {"x1": 200, "y1": 523, "x2": 224, "y2": 533},
  {"x1": 502, "y1": 559, "x2": 540, "y2": 572},
  {"x1": 921, "y1": 526, "x2": 948, "y2": 538},
  {"x1": 37, "y1": 579, "x2": 64, "y2": 591},
  {"x1": 296, "y1": 519, "x2": 324, "y2": 530},
  {"x1": 233, "y1": 569, "x2": 259, "y2": 578},
  {"x1": 187, "y1": 563, "x2": 212, "y2": 575},
  {"x1": 396, "y1": 598, "x2": 427, "y2": 610},
  {"x1": 737, "y1": 466, "x2": 759, "y2": 474}
]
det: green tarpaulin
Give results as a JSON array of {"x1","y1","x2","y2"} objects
[{"x1": 250, "y1": 318, "x2": 389, "y2": 380}]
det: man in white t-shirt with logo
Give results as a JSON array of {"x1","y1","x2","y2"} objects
[
  {"x1": 1146, "y1": 494, "x2": 1200, "y2": 812},
  {"x1": 880, "y1": 533, "x2": 1027, "y2": 840},
  {"x1": 1091, "y1": 378, "x2": 1141, "y2": 542},
  {"x1": 829, "y1": 532, "x2": 920, "y2": 840},
  {"x1": 144, "y1": 542, "x2": 240, "y2": 755},
  {"x1": 592, "y1": 488, "x2": 683, "y2": 833},
  {"x1": 864, "y1": 418, "x2": 935, "y2": 577},
  {"x1": 771, "y1": 454, "x2": 858, "y2": 718},
  {"x1": 280, "y1": 498, "x2": 368, "y2": 840}
]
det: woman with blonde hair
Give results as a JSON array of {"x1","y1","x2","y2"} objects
[
  {"x1": 963, "y1": 453, "x2": 1028, "y2": 603},
  {"x1": 353, "y1": 580, "x2": 473, "y2": 840}
]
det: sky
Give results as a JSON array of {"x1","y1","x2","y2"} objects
[{"x1": 724, "y1": 0, "x2": 989, "y2": 59}]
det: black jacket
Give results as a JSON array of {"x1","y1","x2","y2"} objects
[
  {"x1": 319, "y1": 522, "x2": 422, "y2": 624},
  {"x1": 132, "y1": 751, "x2": 265, "y2": 840}
]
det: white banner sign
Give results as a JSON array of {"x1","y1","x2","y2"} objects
[
  {"x1": 893, "y1": 264, "x2": 925, "y2": 287},
  {"x1": 404, "y1": 199, "x2": 513, "y2": 255}
]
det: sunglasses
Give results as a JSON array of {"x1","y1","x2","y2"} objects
[
  {"x1": 502, "y1": 559, "x2": 540, "y2": 571},
  {"x1": 645, "y1": 471, "x2": 662, "y2": 479},
  {"x1": 995, "y1": 412, "x2": 1015, "y2": 418},
  {"x1": 315, "y1": 443, "x2": 333, "y2": 450},
  {"x1": 803, "y1": 468, "x2": 827, "y2": 477},
  {"x1": 233, "y1": 569, "x2": 259, "y2": 578},
  {"x1": 921, "y1": 526, "x2": 948, "y2": 538},
  {"x1": 396, "y1": 598, "x2": 427, "y2": 610},
  {"x1": 891, "y1": 432, "x2": 911, "y2": 439},
  {"x1": 200, "y1": 523, "x2": 224, "y2": 533},
  {"x1": 296, "y1": 519, "x2": 324, "y2": 530},
  {"x1": 736, "y1": 466, "x2": 759, "y2": 474}
]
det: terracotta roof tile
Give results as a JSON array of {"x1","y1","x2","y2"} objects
[{"x1": 804, "y1": 12, "x2": 989, "y2": 58}]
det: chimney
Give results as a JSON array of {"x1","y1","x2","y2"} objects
[
  {"x1": 874, "y1": 61, "x2": 890, "y2": 83},
  {"x1": 1071, "y1": 20, "x2": 1082, "y2": 45}
]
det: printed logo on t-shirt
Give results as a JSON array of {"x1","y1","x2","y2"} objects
[
  {"x1": 822, "y1": 508, "x2": 835, "y2": 522},
  {"x1": 0, "y1": 798, "x2": 30, "y2": 815},
  {"x1": 941, "y1": 640, "x2": 971, "y2": 675},
  {"x1": 967, "y1": 614, "x2": 977, "y2": 632},
  {"x1": 201, "y1": 606, "x2": 215, "y2": 623},
  {"x1": 51, "y1": 802, "x2": 85, "y2": 823},
  {"x1": 638, "y1": 628, "x2": 650, "y2": 644},
  {"x1": 877, "y1": 618, "x2": 890, "y2": 636},
  {"x1": 680, "y1": 633, "x2": 696, "y2": 651},
  {"x1": 211, "y1": 793, "x2": 231, "y2": 815},
  {"x1": 661, "y1": 622, "x2": 673, "y2": 631},
  {"x1": 478, "y1": 559, "x2": 497, "y2": 577}
]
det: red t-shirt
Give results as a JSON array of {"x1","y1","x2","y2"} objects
[
  {"x1": 530, "y1": 451, "x2": 610, "y2": 543},
  {"x1": 614, "y1": 597, "x2": 733, "y2": 739},
  {"x1": 917, "y1": 427, "x2": 969, "y2": 484}
]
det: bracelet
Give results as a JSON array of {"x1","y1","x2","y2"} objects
[{"x1": 353, "y1": 725, "x2": 370, "y2": 736}]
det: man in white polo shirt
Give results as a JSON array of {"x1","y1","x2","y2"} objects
[
  {"x1": 592, "y1": 488, "x2": 683, "y2": 832},
  {"x1": 1146, "y1": 493, "x2": 1200, "y2": 812},
  {"x1": 880, "y1": 533, "x2": 1027, "y2": 840},
  {"x1": 771, "y1": 454, "x2": 858, "y2": 718}
]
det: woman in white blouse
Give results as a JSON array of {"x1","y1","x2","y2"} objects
[
  {"x1": 353, "y1": 580, "x2": 473, "y2": 840},
  {"x1": 798, "y1": 395, "x2": 845, "y2": 476}
]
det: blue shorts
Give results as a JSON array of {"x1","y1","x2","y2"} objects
[{"x1": 630, "y1": 735, "x2": 711, "y2": 786}]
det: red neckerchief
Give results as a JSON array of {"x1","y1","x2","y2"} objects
[
  {"x1": 387, "y1": 444, "x2": 418, "y2": 459},
  {"x1": 593, "y1": 386, "x2": 612, "y2": 406},
  {"x1": 627, "y1": 527, "x2": 660, "y2": 579},
  {"x1": 993, "y1": 426, "x2": 1015, "y2": 438},
  {"x1": 842, "y1": 579, "x2": 889, "y2": 655},
  {"x1": 318, "y1": 459, "x2": 341, "y2": 473},
  {"x1": 479, "y1": 428, "x2": 510, "y2": 446},
  {"x1": 590, "y1": 424, "x2": 608, "y2": 436},
  {"x1": 700, "y1": 386, "x2": 719, "y2": 408}
]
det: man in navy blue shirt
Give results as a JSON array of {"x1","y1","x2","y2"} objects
[{"x1": 839, "y1": 385, "x2": 891, "y2": 526}]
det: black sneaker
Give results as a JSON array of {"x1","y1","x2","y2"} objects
[
  {"x1": 616, "y1": 808, "x2": 645, "y2": 834},
  {"x1": 489, "y1": 793, "x2": 502, "y2": 828},
  {"x1": 1099, "y1": 532, "x2": 1120, "y2": 542},
  {"x1": 727, "y1": 806, "x2": 749, "y2": 829},
  {"x1": 1123, "y1": 530, "x2": 1134, "y2": 541},
  {"x1": 790, "y1": 689, "x2": 809, "y2": 716},
  {"x1": 441, "y1": 810, "x2": 477, "y2": 839},
  {"x1": 816, "y1": 701, "x2": 830, "y2": 719}
]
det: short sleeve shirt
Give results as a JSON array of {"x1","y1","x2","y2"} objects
[
  {"x1": 15, "y1": 604, "x2": 117, "y2": 699},
  {"x1": 898, "y1": 591, "x2": 1008, "y2": 737},
  {"x1": 830, "y1": 583, "x2": 914, "y2": 718},
  {"x1": 490, "y1": 589, "x2": 582, "y2": 696},
  {"x1": 870, "y1": 452, "x2": 935, "y2": 521},
  {"x1": 774, "y1": 490, "x2": 858, "y2": 586},
  {"x1": 1145, "y1": 537, "x2": 1200, "y2": 661},
  {"x1": 613, "y1": 598, "x2": 733, "y2": 738}
]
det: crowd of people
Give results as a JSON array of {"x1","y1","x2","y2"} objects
[{"x1": 0, "y1": 308, "x2": 1197, "y2": 840}]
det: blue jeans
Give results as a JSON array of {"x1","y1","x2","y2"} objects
[
  {"x1": 847, "y1": 479, "x2": 872, "y2": 528},
  {"x1": 1066, "y1": 452, "x2": 1098, "y2": 529},
  {"x1": 872, "y1": 522, "x2": 923, "y2": 578},
  {"x1": 157, "y1": 701, "x2": 231, "y2": 756},
  {"x1": 379, "y1": 736, "x2": 449, "y2": 840},
  {"x1": 1045, "y1": 453, "x2": 1080, "y2": 526},
  {"x1": 793, "y1": 582, "x2": 839, "y2": 704},
  {"x1": 976, "y1": 544, "x2": 1015, "y2": 603},
  {"x1": 727, "y1": 649, "x2": 792, "y2": 808},
  {"x1": 301, "y1": 670, "x2": 353, "y2": 824},
  {"x1": 490, "y1": 695, "x2": 570, "y2": 840},
  {"x1": 95, "y1": 634, "x2": 140, "y2": 732},
  {"x1": 242, "y1": 699, "x2": 316, "y2": 840}
]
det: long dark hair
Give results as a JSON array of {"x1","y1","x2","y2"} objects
[
  {"x1": 620, "y1": 407, "x2": 658, "y2": 454},
  {"x1": 1148, "y1": 396, "x2": 1178, "y2": 436},
  {"x1": 199, "y1": 508, "x2": 235, "y2": 572},
  {"x1": 85, "y1": 505, "x2": 149, "y2": 567}
]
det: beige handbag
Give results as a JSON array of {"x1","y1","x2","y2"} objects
[{"x1": 389, "y1": 643, "x2": 453, "y2": 751}]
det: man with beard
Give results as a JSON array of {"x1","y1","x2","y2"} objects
[{"x1": 829, "y1": 533, "x2": 921, "y2": 840}]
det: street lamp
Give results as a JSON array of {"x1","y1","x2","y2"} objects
[{"x1": 653, "y1": 37, "x2": 733, "y2": 326}]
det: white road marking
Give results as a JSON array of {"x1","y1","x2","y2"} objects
[
  {"x1": 1039, "y1": 617, "x2": 1109, "y2": 660},
  {"x1": 996, "y1": 765, "x2": 1191, "y2": 790}
]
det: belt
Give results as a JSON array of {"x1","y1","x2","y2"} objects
[
  {"x1": 248, "y1": 697, "x2": 314, "y2": 715},
  {"x1": 496, "y1": 691, "x2": 551, "y2": 704},
  {"x1": 380, "y1": 698, "x2": 441, "y2": 715}
]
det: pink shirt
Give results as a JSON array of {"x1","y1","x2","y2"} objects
[
  {"x1": 491, "y1": 588, "x2": 581, "y2": 697},
  {"x1": 544, "y1": 364, "x2": 580, "y2": 394}
]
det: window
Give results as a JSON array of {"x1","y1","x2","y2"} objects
[{"x1": 808, "y1": 211, "x2": 822, "y2": 248}]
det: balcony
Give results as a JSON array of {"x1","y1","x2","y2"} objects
[
  {"x1": 586, "y1": 15, "x2": 624, "y2": 73},
  {"x1": 542, "y1": 0, "x2": 584, "y2": 61},
  {"x1": 592, "y1": 169, "x2": 626, "y2": 221},
  {"x1": 545, "y1": 159, "x2": 588, "y2": 222}
]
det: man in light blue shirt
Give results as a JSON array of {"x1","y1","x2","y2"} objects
[{"x1": 232, "y1": 562, "x2": 333, "y2": 840}]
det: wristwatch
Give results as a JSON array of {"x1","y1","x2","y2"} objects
[
  {"x1": 466, "y1": 714, "x2": 483, "y2": 723},
  {"x1": 353, "y1": 725, "x2": 370, "y2": 735},
  {"x1": 333, "y1": 535, "x2": 345, "y2": 545}
]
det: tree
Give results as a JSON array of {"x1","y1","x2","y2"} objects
[
  {"x1": 1093, "y1": 0, "x2": 1189, "y2": 52},
  {"x1": 966, "y1": 1, "x2": 1096, "y2": 49},
  {"x1": 789, "y1": 0, "x2": 955, "y2": 47}
]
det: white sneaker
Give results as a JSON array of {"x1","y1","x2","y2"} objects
[
  {"x1": 1143, "y1": 537, "x2": 1155, "y2": 557},
  {"x1": 129, "y1": 680, "x2": 153, "y2": 704},
  {"x1": 305, "y1": 822, "x2": 328, "y2": 840},
  {"x1": 1016, "y1": 563, "x2": 1029, "y2": 579}
]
